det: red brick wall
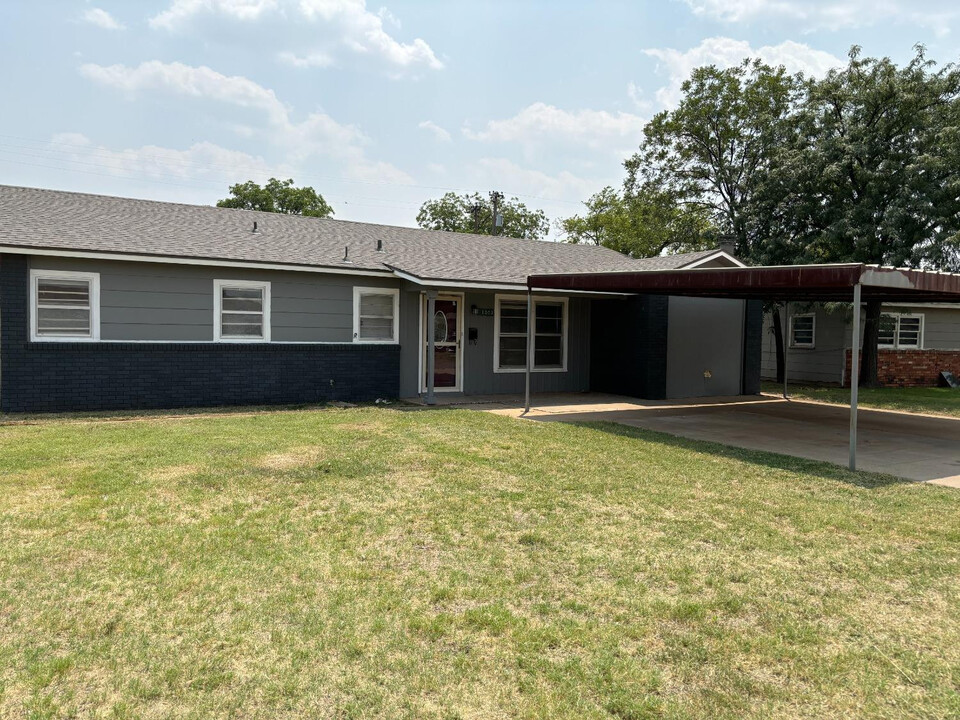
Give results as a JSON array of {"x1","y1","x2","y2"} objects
[{"x1": 843, "y1": 349, "x2": 960, "y2": 387}]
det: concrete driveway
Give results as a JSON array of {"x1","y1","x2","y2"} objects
[{"x1": 458, "y1": 393, "x2": 960, "y2": 487}]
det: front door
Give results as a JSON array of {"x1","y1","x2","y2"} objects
[{"x1": 421, "y1": 295, "x2": 462, "y2": 392}]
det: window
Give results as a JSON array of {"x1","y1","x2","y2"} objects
[
  {"x1": 353, "y1": 287, "x2": 399, "y2": 343},
  {"x1": 214, "y1": 279, "x2": 270, "y2": 342},
  {"x1": 494, "y1": 295, "x2": 568, "y2": 372},
  {"x1": 31, "y1": 270, "x2": 100, "y2": 341},
  {"x1": 789, "y1": 314, "x2": 815, "y2": 348},
  {"x1": 879, "y1": 313, "x2": 923, "y2": 349}
]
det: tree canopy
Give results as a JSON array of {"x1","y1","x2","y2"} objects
[
  {"x1": 416, "y1": 192, "x2": 550, "y2": 240},
  {"x1": 217, "y1": 178, "x2": 334, "y2": 218},
  {"x1": 560, "y1": 186, "x2": 715, "y2": 256}
]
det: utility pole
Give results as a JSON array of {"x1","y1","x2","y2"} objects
[
  {"x1": 489, "y1": 191, "x2": 504, "y2": 236},
  {"x1": 469, "y1": 202, "x2": 483, "y2": 233}
]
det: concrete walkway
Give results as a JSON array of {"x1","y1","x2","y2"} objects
[{"x1": 407, "y1": 392, "x2": 960, "y2": 487}]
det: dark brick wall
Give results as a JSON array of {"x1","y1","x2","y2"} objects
[
  {"x1": 1, "y1": 254, "x2": 399, "y2": 412},
  {"x1": 590, "y1": 295, "x2": 669, "y2": 399},
  {"x1": 742, "y1": 300, "x2": 763, "y2": 395}
]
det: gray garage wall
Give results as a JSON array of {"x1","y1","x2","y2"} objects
[
  {"x1": 29, "y1": 256, "x2": 399, "y2": 342},
  {"x1": 666, "y1": 296, "x2": 745, "y2": 398}
]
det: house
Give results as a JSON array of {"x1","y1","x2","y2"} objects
[
  {"x1": 761, "y1": 302, "x2": 960, "y2": 387},
  {"x1": 0, "y1": 185, "x2": 757, "y2": 412}
]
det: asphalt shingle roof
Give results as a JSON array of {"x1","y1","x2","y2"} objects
[{"x1": 0, "y1": 185, "x2": 725, "y2": 285}]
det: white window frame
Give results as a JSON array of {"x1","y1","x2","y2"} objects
[
  {"x1": 878, "y1": 312, "x2": 924, "y2": 350},
  {"x1": 353, "y1": 287, "x2": 400, "y2": 344},
  {"x1": 493, "y1": 294, "x2": 569, "y2": 374},
  {"x1": 789, "y1": 313, "x2": 816, "y2": 349},
  {"x1": 213, "y1": 279, "x2": 271, "y2": 342},
  {"x1": 30, "y1": 269, "x2": 100, "y2": 342}
]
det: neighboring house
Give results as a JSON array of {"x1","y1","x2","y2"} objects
[
  {"x1": 761, "y1": 302, "x2": 960, "y2": 386},
  {"x1": 0, "y1": 185, "x2": 756, "y2": 412}
]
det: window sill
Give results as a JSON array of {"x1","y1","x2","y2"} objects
[{"x1": 494, "y1": 366, "x2": 568, "y2": 374}]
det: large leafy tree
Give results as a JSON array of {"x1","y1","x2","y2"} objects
[
  {"x1": 623, "y1": 59, "x2": 802, "y2": 264},
  {"x1": 416, "y1": 192, "x2": 550, "y2": 240},
  {"x1": 217, "y1": 178, "x2": 334, "y2": 218},
  {"x1": 561, "y1": 185, "x2": 716, "y2": 256},
  {"x1": 773, "y1": 46, "x2": 960, "y2": 385},
  {"x1": 621, "y1": 60, "x2": 803, "y2": 382}
]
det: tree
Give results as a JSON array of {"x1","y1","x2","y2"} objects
[
  {"x1": 622, "y1": 60, "x2": 803, "y2": 382},
  {"x1": 217, "y1": 178, "x2": 333, "y2": 218},
  {"x1": 623, "y1": 59, "x2": 802, "y2": 264},
  {"x1": 416, "y1": 192, "x2": 550, "y2": 240},
  {"x1": 561, "y1": 185, "x2": 716, "y2": 257},
  {"x1": 772, "y1": 46, "x2": 960, "y2": 385}
]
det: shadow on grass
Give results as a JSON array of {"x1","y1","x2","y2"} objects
[{"x1": 565, "y1": 419, "x2": 914, "y2": 490}]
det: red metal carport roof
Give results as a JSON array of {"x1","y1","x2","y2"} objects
[{"x1": 527, "y1": 263, "x2": 960, "y2": 303}]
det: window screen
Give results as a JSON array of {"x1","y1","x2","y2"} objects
[
  {"x1": 790, "y1": 315, "x2": 815, "y2": 347},
  {"x1": 879, "y1": 313, "x2": 922, "y2": 349},
  {"x1": 220, "y1": 285, "x2": 265, "y2": 338},
  {"x1": 496, "y1": 298, "x2": 566, "y2": 370},
  {"x1": 357, "y1": 291, "x2": 396, "y2": 341},
  {"x1": 35, "y1": 277, "x2": 92, "y2": 337}
]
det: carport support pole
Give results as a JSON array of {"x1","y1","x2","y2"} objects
[
  {"x1": 524, "y1": 289, "x2": 533, "y2": 414},
  {"x1": 849, "y1": 283, "x2": 862, "y2": 471},
  {"x1": 426, "y1": 290, "x2": 437, "y2": 406},
  {"x1": 783, "y1": 302, "x2": 790, "y2": 399}
]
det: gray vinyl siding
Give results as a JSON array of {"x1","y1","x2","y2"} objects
[
  {"x1": 462, "y1": 292, "x2": 590, "y2": 395},
  {"x1": 397, "y1": 288, "x2": 591, "y2": 398},
  {"x1": 666, "y1": 297, "x2": 744, "y2": 397},
  {"x1": 761, "y1": 306, "x2": 848, "y2": 384},
  {"x1": 28, "y1": 256, "x2": 398, "y2": 343},
  {"x1": 881, "y1": 305, "x2": 960, "y2": 350}
]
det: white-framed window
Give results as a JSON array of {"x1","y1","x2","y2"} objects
[
  {"x1": 30, "y1": 269, "x2": 100, "y2": 342},
  {"x1": 878, "y1": 312, "x2": 923, "y2": 349},
  {"x1": 493, "y1": 295, "x2": 568, "y2": 373},
  {"x1": 353, "y1": 287, "x2": 399, "y2": 343},
  {"x1": 789, "y1": 313, "x2": 816, "y2": 348},
  {"x1": 214, "y1": 279, "x2": 270, "y2": 342}
]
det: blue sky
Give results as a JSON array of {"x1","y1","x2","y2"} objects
[{"x1": 1, "y1": 1, "x2": 959, "y2": 235}]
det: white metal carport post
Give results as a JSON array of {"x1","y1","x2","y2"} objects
[
  {"x1": 783, "y1": 302, "x2": 790, "y2": 399},
  {"x1": 524, "y1": 290, "x2": 533, "y2": 414},
  {"x1": 426, "y1": 290, "x2": 437, "y2": 406},
  {"x1": 848, "y1": 283, "x2": 862, "y2": 471}
]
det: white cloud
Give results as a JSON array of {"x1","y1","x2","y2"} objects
[
  {"x1": 149, "y1": 0, "x2": 442, "y2": 71},
  {"x1": 643, "y1": 37, "x2": 844, "y2": 108},
  {"x1": 78, "y1": 60, "x2": 412, "y2": 184},
  {"x1": 681, "y1": 0, "x2": 959, "y2": 34},
  {"x1": 47, "y1": 132, "x2": 286, "y2": 184},
  {"x1": 463, "y1": 102, "x2": 646, "y2": 149},
  {"x1": 82, "y1": 8, "x2": 125, "y2": 30},
  {"x1": 418, "y1": 120, "x2": 452, "y2": 143},
  {"x1": 277, "y1": 51, "x2": 335, "y2": 68},
  {"x1": 471, "y1": 158, "x2": 595, "y2": 203}
]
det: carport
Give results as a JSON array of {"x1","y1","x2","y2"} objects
[{"x1": 524, "y1": 263, "x2": 960, "y2": 471}]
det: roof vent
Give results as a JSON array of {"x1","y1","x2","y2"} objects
[
  {"x1": 252, "y1": 221, "x2": 259, "y2": 233},
  {"x1": 342, "y1": 245, "x2": 352, "y2": 263},
  {"x1": 376, "y1": 239, "x2": 384, "y2": 252}
]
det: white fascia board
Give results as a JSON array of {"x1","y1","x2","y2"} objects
[
  {"x1": 389, "y1": 267, "x2": 629, "y2": 297},
  {"x1": 681, "y1": 250, "x2": 747, "y2": 269},
  {"x1": 0, "y1": 245, "x2": 394, "y2": 278}
]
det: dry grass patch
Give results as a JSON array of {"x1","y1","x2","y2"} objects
[{"x1": 0, "y1": 407, "x2": 957, "y2": 719}]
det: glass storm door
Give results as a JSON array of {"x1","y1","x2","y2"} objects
[{"x1": 424, "y1": 296, "x2": 460, "y2": 391}]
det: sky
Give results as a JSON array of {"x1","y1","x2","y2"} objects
[{"x1": 1, "y1": 1, "x2": 959, "y2": 237}]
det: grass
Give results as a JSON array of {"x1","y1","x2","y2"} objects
[
  {"x1": 762, "y1": 381, "x2": 960, "y2": 418},
  {"x1": 1, "y1": 406, "x2": 958, "y2": 719}
]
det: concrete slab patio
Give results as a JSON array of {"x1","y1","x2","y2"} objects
[{"x1": 405, "y1": 392, "x2": 960, "y2": 487}]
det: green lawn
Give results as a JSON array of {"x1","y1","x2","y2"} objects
[
  {"x1": 762, "y1": 381, "x2": 960, "y2": 418},
  {"x1": 1, "y1": 407, "x2": 958, "y2": 719}
]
